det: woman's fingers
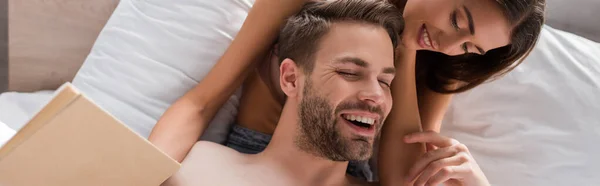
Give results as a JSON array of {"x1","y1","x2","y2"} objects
[
  {"x1": 413, "y1": 152, "x2": 471, "y2": 186},
  {"x1": 403, "y1": 131, "x2": 489, "y2": 186},
  {"x1": 426, "y1": 143, "x2": 438, "y2": 152},
  {"x1": 425, "y1": 165, "x2": 471, "y2": 186},
  {"x1": 406, "y1": 146, "x2": 458, "y2": 181},
  {"x1": 404, "y1": 131, "x2": 459, "y2": 148}
]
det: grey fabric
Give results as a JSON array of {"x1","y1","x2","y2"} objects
[{"x1": 545, "y1": 0, "x2": 600, "y2": 42}]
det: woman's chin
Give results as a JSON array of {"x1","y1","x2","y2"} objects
[{"x1": 400, "y1": 32, "x2": 420, "y2": 50}]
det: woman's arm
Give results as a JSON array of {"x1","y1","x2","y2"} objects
[
  {"x1": 417, "y1": 85, "x2": 453, "y2": 133},
  {"x1": 377, "y1": 46, "x2": 454, "y2": 185},
  {"x1": 378, "y1": 47, "x2": 425, "y2": 185},
  {"x1": 148, "y1": 0, "x2": 307, "y2": 162}
]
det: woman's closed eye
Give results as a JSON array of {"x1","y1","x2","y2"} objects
[
  {"x1": 451, "y1": 11, "x2": 460, "y2": 31},
  {"x1": 451, "y1": 10, "x2": 470, "y2": 55},
  {"x1": 461, "y1": 43, "x2": 469, "y2": 54}
]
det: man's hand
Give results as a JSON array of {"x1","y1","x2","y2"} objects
[{"x1": 403, "y1": 131, "x2": 490, "y2": 186}]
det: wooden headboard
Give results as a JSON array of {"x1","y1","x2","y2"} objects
[{"x1": 8, "y1": 0, "x2": 119, "y2": 92}]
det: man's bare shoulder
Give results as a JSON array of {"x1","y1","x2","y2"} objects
[
  {"x1": 162, "y1": 141, "x2": 247, "y2": 186},
  {"x1": 190, "y1": 141, "x2": 242, "y2": 157},
  {"x1": 182, "y1": 141, "x2": 247, "y2": 169}
]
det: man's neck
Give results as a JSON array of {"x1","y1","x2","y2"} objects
[{"x1": 254, "y1": 102, "x2": 350, "y2": 186}]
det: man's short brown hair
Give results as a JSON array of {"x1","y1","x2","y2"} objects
[{"x1": 278, "y1": 0, "x2": 404, "y2": 73}]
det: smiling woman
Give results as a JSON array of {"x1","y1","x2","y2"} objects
[
  {"x1": 380, "y1": 0, "x2": 546, "y2": 184},
  {"x1": 402, "y1": 0, "x2": 512, "y2": 56},
  {"x1": 399, "y1": 0, "x2": 546, "y2": 93}
]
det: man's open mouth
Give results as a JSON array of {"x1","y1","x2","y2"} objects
[{"x1": 341, "y1": 114, "x2": 375, "y2": 129}]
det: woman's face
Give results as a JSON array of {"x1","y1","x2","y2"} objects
[{"x1": 402, "y1": 0, "x2": 512, "y2": 56}]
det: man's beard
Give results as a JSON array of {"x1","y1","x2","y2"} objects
[{"x1": 296, "y1": 78, "x2": 384, "y2": 161}]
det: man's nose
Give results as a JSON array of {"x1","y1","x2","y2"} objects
[{"x1": 357, "y1": 81, "x2": 385, "y2": 106}]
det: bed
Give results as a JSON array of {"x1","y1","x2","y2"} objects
[{"x1": 1, "y1": 0, "x2": 599, "y2": 185}]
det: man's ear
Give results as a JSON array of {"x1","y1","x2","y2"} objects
[{"x1": 279, "y1": 58, "x2": 300, "y2": 98}]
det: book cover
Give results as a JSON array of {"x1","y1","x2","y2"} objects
[{"x1": 0, "y1": 83, "x2": 180, "y2": 186}]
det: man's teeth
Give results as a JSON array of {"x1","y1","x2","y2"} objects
[
  {"x1": 343, "y1": 114, "x2": 375, "y2": 125},
  {"x1": 422, "y1": 28, "x2": 432, "y2": 48}
]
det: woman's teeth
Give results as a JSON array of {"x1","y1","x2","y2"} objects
[
  {"x1": 343, "y1": 114, "x2": 375, "y2": 125},
  {"x1": 422, "y1": 27, "x2": 432, "y2": 48}
]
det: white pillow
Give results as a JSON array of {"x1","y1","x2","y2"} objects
[
  {"x1": 72, "y1": 0, "x2": 255, "y2": 143},
  {"x1": 441, "y1": 25, "x2": 600, "y2": 186}
]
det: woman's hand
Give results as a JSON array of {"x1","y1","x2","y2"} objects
[{"x1": 403, "y1": 131, "x2": 490, "y2": 186}]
